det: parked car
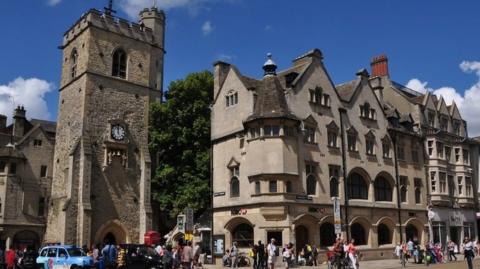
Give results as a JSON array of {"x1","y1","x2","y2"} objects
[
  {"x1": 37, "y1": 245, "x2": 94, "y2": 269},
  {"x1": 119, "y1": 244, "x2": 163, "y2": 269}
]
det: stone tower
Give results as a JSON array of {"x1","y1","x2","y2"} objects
[{"x1": 44, "y1": 5, "x2": 165, "y2": 246}]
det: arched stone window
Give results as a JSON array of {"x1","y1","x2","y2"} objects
[
  {"x1": 232, "y1": 223, "x2": 254, "y2": 247},
  {"x1": 306, "y1": 175, "x2": 316, "y2": 195},
  {"x1": 112, "y1": 48, "x2": 127, "y2": 78},
  {"x1": 70, "y1": 49, "x2": 78, "y2": 79},
  {"x1": 320, "y1": 222, "x2": 336, "y2": 247},
  {"x1": 351, "y1": 223, "x2": 367, "y2": 245},
  {"x1": 415, "y1": 187, "x2": 421, "y2": 204},
  {"x1": 374, "y1": 177, "x2": 392, "y2": 201},
  {"x1": 405, "y1": 224, "x2": 418, "y2": 242},
  {"x1": 377, "y1": 223, "x2": 391, "y2": 245},
  {"x1": 230, "y1": 177, "x2": 239, "y2": 197},
  {"x1": 348, "y1": 172, "x2": 368, "y2": 199},
  {"x1": 330, "y1": 177, "x2": 339, "y2": 197}
]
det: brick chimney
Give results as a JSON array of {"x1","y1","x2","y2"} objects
[
  {"x1": 0, "y1": 114, "x2": 6, "y2": 130},
  {"x1": 13, "y1": 106, "x2": 26, "y2": 137},
  {"x1": 370, "y1": 54, "x2": 389, "y2": 77}
]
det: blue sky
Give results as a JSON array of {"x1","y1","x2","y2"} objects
[{"x1": 1, "y1": 0, "x2": 480, "y2": 133}]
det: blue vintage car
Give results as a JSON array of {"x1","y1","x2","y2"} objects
[{"x1": 36, "y1": 245, "x2": 94, "y2": 269}]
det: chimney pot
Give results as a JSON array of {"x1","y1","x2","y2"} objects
[{"x1": 370, "y1": 54, "x2": 389, "y2": 77}]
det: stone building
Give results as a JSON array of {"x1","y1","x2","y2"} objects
[
  {"x1": 44, "y1": 5, "x2": 164, "y2": 246},
  {"x1": 0, "y1": 107, "x2": 56, "y2": 249},
  {"x1": 375, "y1": 55, "x2": 479, "y2": 246},
  {"x1": 211, "y1": 49, "x2": 476, "y2": 261}
]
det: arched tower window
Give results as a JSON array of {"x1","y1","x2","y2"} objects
[
  {"x1": 70, "y1": 49, "x2": 78, "y2": 79},
  {"x1": 112, "y1": 48, "x2": 127, "y2": 78},
  {"x1": 306, "y1": 175, "x2": 316, "y2": 195},
  {"x1": 348, "y1": 172, "x2": 368, "y2": 199},
  {"x1": 230, "y1": 166, "x2": 240, "y2": 198}
]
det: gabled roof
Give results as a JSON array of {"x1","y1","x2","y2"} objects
[
  {"x1": 336, "y1": 79, "x2": 360, "y2": 102},
  {"x1": 246, "y1": 75, "x2": 298, "y2": 122}
]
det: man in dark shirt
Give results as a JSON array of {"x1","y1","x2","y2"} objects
[{"x1": 257, "y1": 241, "x2": 265, "y2": 269}]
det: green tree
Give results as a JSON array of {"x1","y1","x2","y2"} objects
[{"x1": 149, "y1": 71, "x2": 213, "y2": 218}]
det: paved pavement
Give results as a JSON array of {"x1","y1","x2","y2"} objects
[{"x1": 205, "y1": 257, "x2": 480, "y2": 269}]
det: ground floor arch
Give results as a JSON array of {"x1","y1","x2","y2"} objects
[
  {"x1": 94, "y1": 219, "x2": 129, "y2": 244},
  {"x1": 13, "y1": 230, "x2": 40, "y2": 249},
  {"x1": 319, "y1": 222, "x2": 336, "y2": 248},
  {"x1": 404, "y1": 218, "x2": 424, "y2": 244}
]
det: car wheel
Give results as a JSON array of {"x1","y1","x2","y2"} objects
[{"x1": 71, "y1": 264, "x2": 79, "y2": 269}]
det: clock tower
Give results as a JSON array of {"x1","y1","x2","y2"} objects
[{"x1": 44, "y1": 3, "x2": 165, "y2": 245}]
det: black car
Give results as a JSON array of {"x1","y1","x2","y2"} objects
[{"x1": 119, "y1": 244, "x2": 163, "y2": 269}]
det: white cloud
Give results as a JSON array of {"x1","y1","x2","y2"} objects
[
  {"x1": 216, "y1": 53, "x2": 236, "y2": 61},
  {"x1": 47, "y1": 0, "x2": 62, "y2": 6},
  {"x1": 201, "y1": 20, "x2": 213, "y2": 35},
  {"x1": 405, "y1": 60, "x2": 480, "y2": 136},
  {"x1": 0, "y1": 77, "x2": 54, "y2": 123},
  {"x1": 119, "y1": 0, "x2": 210, "y2": 19}
]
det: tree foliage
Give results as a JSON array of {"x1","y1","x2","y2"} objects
[{"x1": 149, "y1": 71, "x2": 213, "y2": 218}]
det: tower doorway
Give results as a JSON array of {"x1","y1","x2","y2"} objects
[{"x1": 94, "y1": 220, "x2": 129, "y2": 244}]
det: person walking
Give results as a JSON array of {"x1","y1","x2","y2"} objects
[
  {"x1": 230, "y1": 242, "x2": 238, "y2": 268},
  {"x1": 312, "y1": 245, "x2": 318, "y2": 266},
  {"x1": 267, "y1": 239, "x2": 276, "y2": 269},
  {"x1": 6, "y1": 246, "x2": 15, "y2": 269},
  {"x1": 249, "y1": 244, "x2": 258, "y2": 269},
  {"x1": 282, "y1": 243, "x2": 293, "y2": 269},
  {"x1": 101, "y1": 242, "x2": 117, "y2": 269},
  {"x1": 257, "y1": 241, "x2": 265, "y2": 269},
  {"x1": 163, "y1": 245, "x2": 174, "y2": 269},
  {"x1": 447, "y1": 240, "x2": 457, "y2": 261},
  {"x1": 463, "y1": 237, "x2": 475, "y2": 269},
  {"x1": 181, "y1": 241, "x2": 193, "y2": 269},
  {"x1": 346, "y1": 239, "x2": 358, "y2": 269}
]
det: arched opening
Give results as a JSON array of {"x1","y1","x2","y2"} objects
[
  {"x1": 377, "y1": 224, "x2": 391, "y2": 245},
  {"x1": 232, "y1": 223, "x2": 253, "y2": 248},
  {"x1": 94, "y1": 220, "x2": 129, "y2": 244},
  {"x1": 330, "y1": 177, "x2": 339, "y2": 197},
  {"x1": 374, "y1": 177, "x2": 392, "y2": 201},
  {"x1": 348, "y1": 171, "x2": 368, "y2": 200},
  {"x1": 112, "y1": 48, "x2": 127, "y2": 78},
  {"x1": 400, "y1": 186, "x2": 407, "y2": 203},
  {"x1": 351, "y1": 223, "x2": 367, "y2": 245},
  {"x1": 319, "y1": 222, "x2": 336, "y2": 248},
  {"x1": 230, "y1": 176, "x2": 239, "y2": 197},
  {"x1": 295, "y1": 225, "x2": 309, "y2": 252},
  {"x1": 306, "y1": 175, "x2": 316, "y2": 195},
  {"x1": 405, "y1": 224, "x2": 419, "y2": 243},
  {"x1": 13, "y1": 230, "x2": 40, "y2": 250}
]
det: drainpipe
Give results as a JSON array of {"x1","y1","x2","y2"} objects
[
  {"x1": 338, "y1": 108, "x2": 350, "y2": 241},
  {"x1": 390, "y1": 129, "x2": 403, "y2": 243}
]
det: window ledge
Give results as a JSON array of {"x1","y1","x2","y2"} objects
[
  {"x1": 327, "y1": 145, "x2": 340, "y2": 150},
  {"x1": 304, "y1": 142, "x2": 318, "y2": 146},
  {"x1": 360, "y1": 116, "x2": 377, "y2": 122}
]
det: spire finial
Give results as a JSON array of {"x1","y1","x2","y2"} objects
[
  {"x1": 104, "y1": 0, "x2": 116, "y2": 15},
  {"x1": 263, "y1": 52, "x2": 277, "y2": 76}
]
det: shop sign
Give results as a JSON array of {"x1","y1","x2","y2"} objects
[
  {"x1": 296, "y1": 195, "x2": 313, "y2": 201},
  {"x1": 308, "y1": 207, "x2": 326, "y2": 214},
  {"x1": 177, "y1": 214, "x2": 186, "y2": 233},
  {"x1": 186, "y1": 207, "x2": 194, "y2": 232},
  {"x1": 231, "y1": 208, "x2": 247, "y2": 215},
  {"x1": 214, "y1": 192, "x2": 226, "y2": 197},
  {"x1": 449, "y1": 211, "x2": 463, "y2": 227}
]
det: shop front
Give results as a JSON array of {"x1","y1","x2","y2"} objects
[{"x1": 430, "y1": 208, "x2": 477, "y2": 245}]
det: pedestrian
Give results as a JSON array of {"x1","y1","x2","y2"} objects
[
  {"x1": 163, "y1": 245, "x2": 174, "y2": 269},
  {"x1": 463, "y1": 237, "x2": 475, "y2": 269},
  {"x1": 257, "y1": 241, "x2": 265, "y2": 269},
  {"x1": 250, "y1": 244, "x2": 258, "y2": 269},
  {"x1": 92, "y1": 244, "x2": 100, "y2": 269},
  {"x1": 181, "y1": 241, "x2": 193, "y2": 269},
  {"x1": 282, "y1": 244, "x2": 293, "y2": 269},
  {"x1": 447, "y1": 240, "x2": 457, "y2": 261},
  {"x1": 222, "y1": 249, "x2": 231, "y2": 267},
  {"x1": 173, "y1": 245, "x2": 181, "y2": 269},
  {"x1": 312, "y1": 245, "x2": 318, "y2": 266},
  {"x1": 230, "y1": 242, "x2": 238, "y2": 268},
  {"x1": 394, "y1": 243, "x2": 401, "y2": 262},
  {"x1": 192, "y1": 242, "x2": 201, "y2": 269},
  {"x1": 5, "y1": 246, "x2": 15, "y2": 269},
  {"x1": 267, "y1": 238, "x2": 276, "y2": 269},
  {"x1": 101, "y1": 241, "x2": 117, "y2": 269},
  {"x1": 346, "y1": 239, "x2": 358, "y2": 269}
]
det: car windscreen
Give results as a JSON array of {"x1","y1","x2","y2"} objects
[{"x1": 67, "y1": 248, "x2": 85, "y2": 257}]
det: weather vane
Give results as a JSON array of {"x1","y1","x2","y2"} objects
[{"x1": 104, "y1": 0, "x2": 116, "y2": 15}]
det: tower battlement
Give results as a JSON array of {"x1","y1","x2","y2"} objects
[{"x1": 62, "y1": 9, "x2": 158, "y2": 48}]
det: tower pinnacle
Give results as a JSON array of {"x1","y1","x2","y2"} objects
[{"x1": 104, "y1": 0, "x2": 116, "y2": 15}]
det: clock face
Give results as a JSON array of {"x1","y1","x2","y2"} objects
[{"x1": 111, "y1": 125, "x2": 125, "y2": 141}]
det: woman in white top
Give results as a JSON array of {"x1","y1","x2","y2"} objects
[{"x1": 267, "y1": 238, "x2": 277, "y2": 269}]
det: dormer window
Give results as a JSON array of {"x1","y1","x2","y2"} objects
[
  {"x1": 326, "y1": 121, "x2": 339, "y2": 148},
  {"x1": 309, "y1": 87, "x2": 322, "y2": 104},
  {"x1": 365, "y1": 131, "x2": 375, "y2": 156},
  {"x1": 347, "y1": 127, "x2": 357, "y2": 152},
  {"x1": 303, "y1": 126, "x2": 316, "y2": 143},
  {"x1": 439, "y1": 116, "x2": 448, "y2": 132},
  {"x1": 382, "y1": 137, "x2": 391, "y2": 159},
  {"x1": 360, "y1": 102, "x2": 376, "y2": 120},
  {"x1": 427, "y1": 110, "x2": 435, "y2": 127},
  {"x1": 226, "y1": 92, "x2": 238, "y2": 107},
  {"x1": 452, "y1": 120, "x2": 461, "y2": 136}
]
